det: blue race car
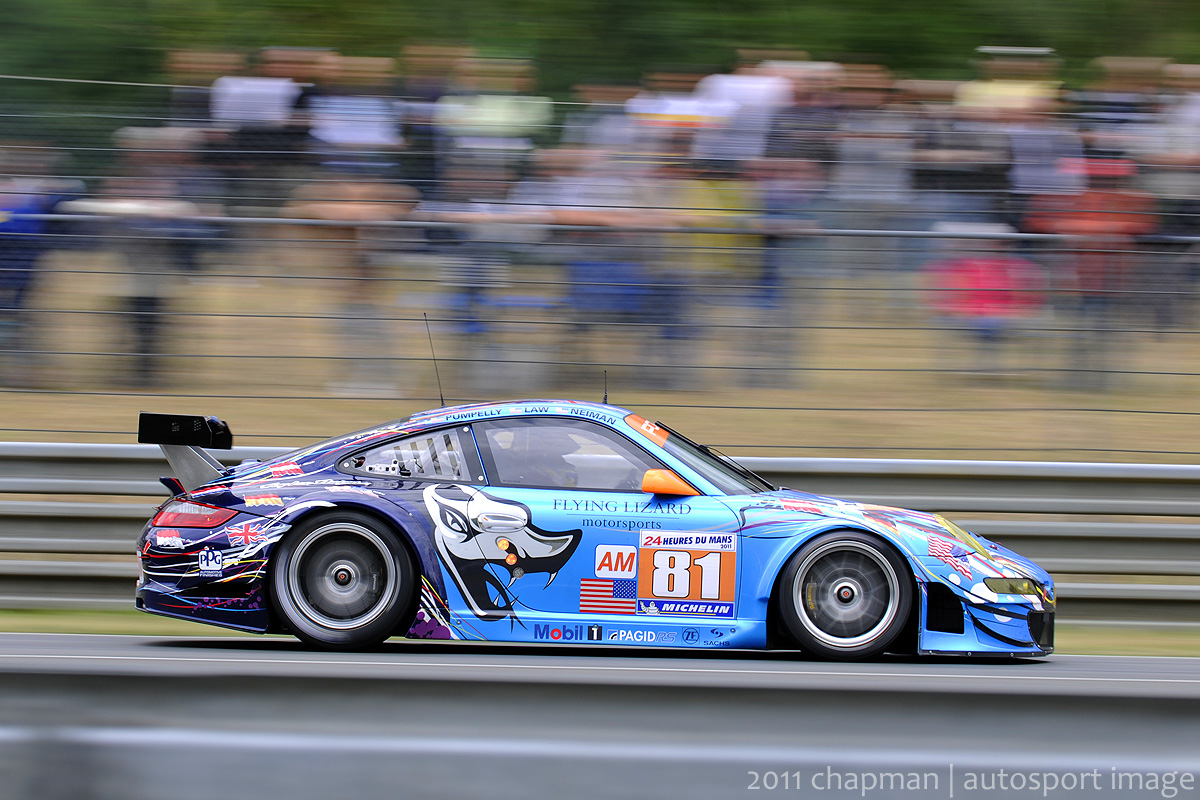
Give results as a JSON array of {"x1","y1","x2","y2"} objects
[{"x1": 135, "y1": 400, "x2": 1054, "y2": 660}]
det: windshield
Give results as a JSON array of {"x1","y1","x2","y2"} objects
[{"x1": 656, "y1": 423, "x2": 774, "y2": 495}]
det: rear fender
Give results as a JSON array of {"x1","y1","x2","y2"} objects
[{"x1": 266, "y1": 493, "x2": 442, "y2": 596}]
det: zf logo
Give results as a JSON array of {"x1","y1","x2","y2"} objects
[{"x1": 682, "y1": 627, "x2": 699, "y2": 644}]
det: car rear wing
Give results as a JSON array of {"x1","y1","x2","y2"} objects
[{"x1": 138, "y1": 412, "x2": 233, "y2": 492}]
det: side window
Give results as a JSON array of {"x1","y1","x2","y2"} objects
[
  {"x1": 340, "y1": 427, "x2": 479, "y2": 482},
  {"x1": 476, "y1": 418, "x2": 663, "y2": 491}
]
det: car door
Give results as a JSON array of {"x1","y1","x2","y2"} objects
[{"x1": 471, "y1": 417, "x2": 741, "y2": 631}]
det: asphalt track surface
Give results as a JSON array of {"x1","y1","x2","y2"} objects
[{"x1": 1, "y1": 634, "x2": 1198, "y2": 799}]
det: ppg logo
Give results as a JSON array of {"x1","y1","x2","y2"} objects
[{"x1": 197, "y1": 548, "x2": 224, "y2": 576}]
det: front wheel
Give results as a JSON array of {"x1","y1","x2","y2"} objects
[
  {"x1": 271, "y1": 511, "x2": 417, "y2": 649},
  {"x1": 778, "y1": 530, "x2": 912, "y2": 660}
]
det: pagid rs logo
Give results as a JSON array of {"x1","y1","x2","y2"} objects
[
  {"x1": 606, "y1": 629, "x2": 658, "y2": 643},
  {"x1": 534, "y1": 624, "x2": 603, "y2": 642}
]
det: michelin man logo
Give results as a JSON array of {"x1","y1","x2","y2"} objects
[{"x1": 424, "y1": 484, "x2": 581, "y2": 621}]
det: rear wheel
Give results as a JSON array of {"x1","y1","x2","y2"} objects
[
  {"x1": 778, "y1": 530, "x2": 911, "y2": 660},
  {"x1": 271, "y1": 511, "x2": 416, "y2": 649}
]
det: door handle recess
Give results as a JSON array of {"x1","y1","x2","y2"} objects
[{"x1": 472, "y1": 513, "x2": 527, "y2": 533}]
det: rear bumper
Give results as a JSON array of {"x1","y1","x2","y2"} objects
[
  {"x1": 136, "y1": 584, "x2": 270, "y2": 633},
  {"x1": 135, "y1": 515, "x2": 283, "y2": 633}
]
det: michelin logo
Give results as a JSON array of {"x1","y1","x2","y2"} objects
[{"x1": 638, "y1": 600, "x2": 735, "y2": 618}]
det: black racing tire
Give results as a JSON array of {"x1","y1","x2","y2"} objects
[
  {"x1": 270, "y1": 510, "x2": 417, "y2": 650},
  {"x1": 777, "y1": 530, "x2": 912, "y2": 661}
]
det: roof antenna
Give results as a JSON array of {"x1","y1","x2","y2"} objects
[
  {"x1": 424, "y1": 313, "x2": 446, "y2": 408},
  {"x1": 603, "y1": 370, "x2": 608, "y2": 405}
]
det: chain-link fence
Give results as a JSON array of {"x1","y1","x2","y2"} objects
[{"x1": 3, "y1": 68, "x2": 1200, "y2": 457}]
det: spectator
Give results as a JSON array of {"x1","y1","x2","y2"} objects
[
  {"x1": 307, "y1": 55, "x2": 403, "y2": 177},
  {"x1": 908, "y1": 83, "x2": 1010, "y2": 230},
  {"x1": 209, "y1": 47, "x2": 326, "y2": 206},
  {"x1": 922, "y1": 223, "x2": 1045, "y2": 374},
  {"x1": 624, "y1": 70, "x2": 714, "y2": 159},
  {"x1": 435, "y1": 58, "x2": 553, "y2": 160},
  {"x1": 1070, "y1": 57, "x2": 1166, "y2": 160},
  {"x1": 57, "y1": 128, "x2": 224, "y2": 387},
  {"x1": 1005, "y1": 96, "x2": 1087, "y2": 227},
  {"x1": 763, "y1": 62, "x2": 842, "y2": 172},
  {"x1": 745, "y1": 157, "x2": 827, "y2": 386},
  {"x1": 688, "y1": 63, "x2": 793, "y2": 164},
  {"x1": 509, "y1": 148, "x2": 691, "y2": 388},
  {"x1": 1025, "y1": 157, "x2": 1158, "y2": 389},
  {"x1": 827, "y1": 65, "x2": 917, "y2": 304},
  {"x1": 412, "y1": 155, "x2": 547, "y2": 390},
  {"x1": 398, "y1": 44, "x2": 476, "y2": 198},
  {"x1": 0, "y1": 147, "x2": 83, "y2": 386},
  {"x1": 164, "y1": 50, "x2": 246, "y2": 130},
  {"x1": 286, "y1": 179, "x2": 420, "y2": 396},
  {"x1": 561, "y1": 84, "x2": 640, "y2": 153}
]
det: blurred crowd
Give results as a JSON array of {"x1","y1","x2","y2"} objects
[{"x1": 3, "y1": 45, "x2": 1200, "y2": 392}]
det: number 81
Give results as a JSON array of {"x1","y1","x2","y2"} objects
[{"x1": 651, "y1": 550, "x2": 721, "y2": 599}]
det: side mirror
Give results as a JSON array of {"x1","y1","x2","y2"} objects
[{"x1": 641, "y1": 469, "x2": 699, "y2": 497}]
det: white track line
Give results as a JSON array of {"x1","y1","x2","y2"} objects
[{"x1": 0, "y1": 652, "x2": 1197, "y2": 686}]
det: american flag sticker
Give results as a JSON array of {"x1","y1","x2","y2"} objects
[
  {"x1": 580, "y1": 578, "x2": 637, "y2": 614},
  {"x1": 929, "y1": 535, "x2": 973, "y2": 579}
]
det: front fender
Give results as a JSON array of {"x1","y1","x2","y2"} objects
[{"x1": 749, "y1": 520, "x2": 930, "y2": 607}]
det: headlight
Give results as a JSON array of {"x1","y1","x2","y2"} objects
[{"x1": 983, "y1": 577, "x2": 1039, "y2": 596}]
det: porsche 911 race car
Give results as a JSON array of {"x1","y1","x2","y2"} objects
[{"x1": 135, "y1": 400, "x2": 1055, "y2": 660}]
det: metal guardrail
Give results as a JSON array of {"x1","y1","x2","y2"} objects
[{"x1": 1, "y1": 442, "x2": 1197, "y2": 621}]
